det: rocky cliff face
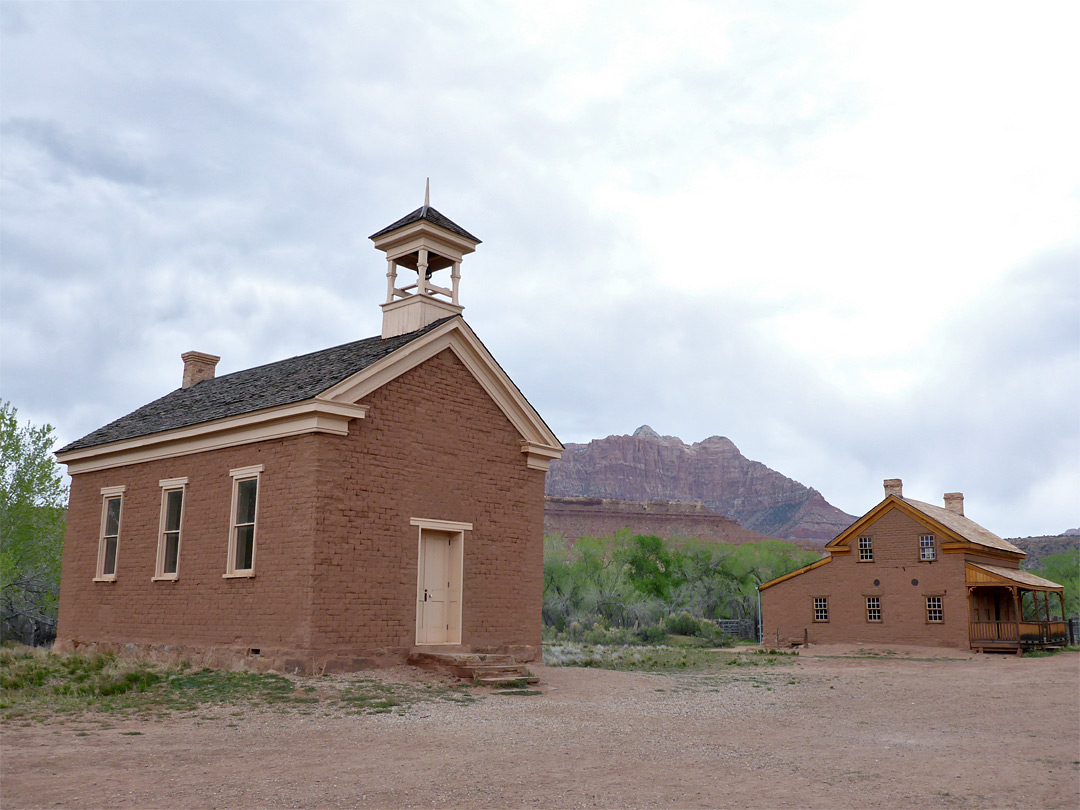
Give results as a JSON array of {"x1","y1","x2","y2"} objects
[
  {"x1": 545, "y1": 425, "x2": 855, "y2": 543},
  {"x1": 544, "y1": 497, "x2": 783, "y2": 547}
]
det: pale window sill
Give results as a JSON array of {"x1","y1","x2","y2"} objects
[
  {"x1": 222, "y1": 571, "x2": 255, "y2": 579},
  {"x1": 92, "y1": 576, "x2": 117, "y2": 583},
  {"x1": 151, "y1": 575, "x2": 179, "y2": 582}
]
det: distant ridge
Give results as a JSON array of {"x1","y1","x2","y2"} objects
[
  {"x1": 545, "y1": 426, "x2": 855, "y2": 543},
  {"x1": 544, "y1": 496, "x2": 799, "y2": 547}
]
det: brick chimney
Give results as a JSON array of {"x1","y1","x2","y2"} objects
[
  {"x1": 943, "y1": 492, "x2": 964, "y2": 516},
  {"x1": 181, "y1": 351, "x2": 220, "y2": 388},
  {"x1": 883, "y1": 478, "x2": 903, "y2": 498}
]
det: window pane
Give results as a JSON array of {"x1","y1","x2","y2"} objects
[
  {"x1": 165, "y1": 490, "x2": 183, "y2": 531},
  {"x1": 235, "y1": 525, "x2": 254, "y2": 570},
  {"x1": 105, "y1": 497, "x2": 121, "y2": 535},
  {"x1": 103, "y1": 537, "x2": 117, "y2": 575},
  {"x1": 236, "y1": 479, "x2": 258, "y2": 524},
  {"x1": 164, "y1": 532, "x2": 180, "y2": 574}
]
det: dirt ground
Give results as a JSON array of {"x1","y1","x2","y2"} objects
[{"x1": 2, "y1": 645, "x2": 1078, "y2": 810}]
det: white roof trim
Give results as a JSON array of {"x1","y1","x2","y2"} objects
[{"x1": 57, "y1": 400, "x2": 368, "y2": 474}]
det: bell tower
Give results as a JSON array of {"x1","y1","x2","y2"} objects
[{"x1": 369, "y1": 181, "x2": 481, "y2": 339}]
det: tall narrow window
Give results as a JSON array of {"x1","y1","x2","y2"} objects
[
  {"x1": 813, "y1": 596, "x2": 829, "y2": 622},
  {"x1": 154, "y1": 478, "x2": 187, "y2": 580},
  {"x1": 858, "y1": 536, "x2": 874, "y2": 561},
  {"x1": 225, "y1": 465, "x2": 262, "y2": 577},
  {"x1": 926, "y1": 596, "x2": 943, "y2": 623},
  {"x1": 866, "y1": 596, "x2": 882, "y2": 622},
  {"x1": 920, "y1": 534, "x2": 936, "y2": 561},
  {"x1": 95, "y1": 486, "x2": 125, "y2": 581}
]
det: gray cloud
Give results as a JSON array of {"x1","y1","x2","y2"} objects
[{"x1": 2, "y1": 1, "x2": 1076, "y2": 540}]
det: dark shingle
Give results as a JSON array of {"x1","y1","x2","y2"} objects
[
  {"x1": 59, "y1": 318, "x2": 456, "y2": 453},
  {"x1": 369, "y1": 206, "x2": 481, "y2": 244}
]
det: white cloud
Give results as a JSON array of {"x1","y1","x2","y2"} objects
[{"x1": 1, "y1": 0, "x2": 1076, "y2": 538}]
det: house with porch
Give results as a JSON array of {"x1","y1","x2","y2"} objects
[
  {"x1": 760, "y1": 479, "x2": 1067, "y2": 652},
  {"x1": 53, "y1": 190, "x2": 563, "y2": 673}
]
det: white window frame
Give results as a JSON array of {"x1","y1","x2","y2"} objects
[
  {"x1": 926, "y1": 595, "x2": 944, "y2": 623},
  {"x1": 153, "y1": 477, "x2": 188, "y2": 581},
  {"x1": 919, "y1": 534, "x2": 937, "y2": 561},
  {"x1": 866, "y1": 596, "x2": 882, "y2": 622},
  {"x1": 858, "y1": 536, "x2": 874, "y2": 562},
  {"x1": 813, "y1": 596, "x2": 829, "y2": 622},
  {"x1": 224, "y1": 465, "x2": 263, "y2": 578},
  {"x1": 94, "y1": 485, "x2": 126, "y2": 582}
]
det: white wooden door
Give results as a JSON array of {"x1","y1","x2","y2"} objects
[{"x1": 417, "y1": 531, "x2": 451, "y2": 644}]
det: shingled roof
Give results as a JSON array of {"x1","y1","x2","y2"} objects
[
  {"x1": 59, "y1": 317, "x2": 455, "y2": 453},
  {"x1": 904, "y1": 498, "x2": 1024, "y2": 555},
  {"x1": 369, "y1": 205, "x2": 481, "y2": 244}
]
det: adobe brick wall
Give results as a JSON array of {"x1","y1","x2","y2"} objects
[
  {"x1": 307, "y1": 348, "x2": 546, "y2": 667},
  {"x1": 56, "y1": 436, "x2": 321, "y2": 664},
  {"x1": 55, "y1": 347, "x2": 546, "y2": 672},
  {"x1": 762, "y1": 507, "x2": 979, "y2": 649}
]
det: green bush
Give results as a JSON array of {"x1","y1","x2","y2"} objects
[{"x1": 663, "y1": 612, "x2": 701, "y2": 636}]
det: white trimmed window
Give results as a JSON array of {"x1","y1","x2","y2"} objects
[
  {"x1": 926, "y1": 596, "x2": 943, "y2": 623},
  {"x1": 154, "y1": 478, "x2": 187, "y2": 580},
  {"x1": 95, "y1": 486, "x2": 125, "y2": 581},
  {"x1": 858, "y1": 536, "x2": 874, "y2": 562},
  {"x1": 866, "y1": 596, "x2": 882, "y2": 622},
  {"x1": 813, "y1": 596, "x2": 829, "y2": 622},
  {"x1": 919, "y1": 534, "x2": 936, "y2": 561},
  {"x1": 225, "y1": 465, "x2": 262, "y2": 577}
]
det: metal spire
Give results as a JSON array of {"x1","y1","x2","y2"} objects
[{"x1": 424, "y1": 177, "x2": 430, "y2": 209}]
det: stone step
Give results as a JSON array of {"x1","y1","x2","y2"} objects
[
  {"x1": 475, "y1": 674, "x2": 540, "y2": 686},
  {"x1": 407, "y1": 650, "x2": 536, "y2": 686}
]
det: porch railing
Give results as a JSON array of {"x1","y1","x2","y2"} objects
[{"x1": 970, "y1": 620, "x2": 1068, "y2": 646}]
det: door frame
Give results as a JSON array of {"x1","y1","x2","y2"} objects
[{"x1": 412, "y1": 517, "x2": 471, "y2": 645}]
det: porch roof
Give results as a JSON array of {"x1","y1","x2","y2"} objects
[{"x1": 966, "y1": 562, "x2": 1064, "y2": 592}]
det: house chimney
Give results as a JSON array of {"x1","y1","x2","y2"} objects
[
  {"x1": 883, "y1": 478, "x2": 903, "y2": 498},
  {"x1": 181, "y1": 351, "x2": 220, "y2": 388},
  {"x1": 944, "y1": 492, "x2": 964, "y2": 516}
]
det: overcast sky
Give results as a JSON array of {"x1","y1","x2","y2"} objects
[{"x1": 2, "y1": 1, "x2": 1077, "y2": 538}]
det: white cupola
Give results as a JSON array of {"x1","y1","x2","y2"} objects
[{"x1": 369, "y1": 180, "x2": 481, "y2": 339}]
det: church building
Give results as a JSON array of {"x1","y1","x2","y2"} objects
[{"x1": 54, "y1": 190, "x2": 562, "y2": 673}]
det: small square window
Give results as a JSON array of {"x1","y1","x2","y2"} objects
[
  {"x1": 858, "y1": 536, "x2": 874, "y2": 562},
  {"x1": 866, "y1": 596, "x2": 882, "y2": 622},
  {"x1": 813, "y1": 597, "x2": 829, "y2": 622},
  {"x1": 95, "y1": 486, "x2": 125, "y2": 581},
  {"x1": 225, "y1": 466, "x2": 262, "y2": 577},
  {"x1": 926, "y1": 596, "x2": 943, "y2": 623},
  {"x1": 920, "y1": 534, "x2": 936, "y2": 561}
]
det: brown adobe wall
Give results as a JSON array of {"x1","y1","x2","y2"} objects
[
  {"x1": 54, "y1": 348, "x2": 547, "y2": 673},
  {"x1": 306, "y1": 348, "x2": 546, "y2": 669},
  {"x1": 55, "y1": 436, "x2": 321, "y2": 668},
  {"x1": 762, "y1": 508, "x2": 970, "y2": 649}
]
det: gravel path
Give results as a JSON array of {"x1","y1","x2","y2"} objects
[{"x1": 2, "y1": 646, "x2": 1077, "y2": 809}]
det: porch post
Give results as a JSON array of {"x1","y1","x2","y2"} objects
[
  {"x1": 1043, "y1": 591, "x2": 1052, "y2": 643},
  {"x1": 1011, "y1": 587, "x2": 1021, "y2": 642}
]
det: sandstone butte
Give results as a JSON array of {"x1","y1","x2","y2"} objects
[{"x1": 544, "y1": 425, "x2": 855, "y2": 544}]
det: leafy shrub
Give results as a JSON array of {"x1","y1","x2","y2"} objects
[{"x1": 664, "y1": 612, "x2": 701, "y2": 636}]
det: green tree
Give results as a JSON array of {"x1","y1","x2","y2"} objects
[
  {"x1": 619, "y1": 534, "x2": 680, "y2": 601},
  {"x1": 1, "y1": 402, "x2": 68, "y2": 644},
  {"x1": 1030, "y1": 549, "x2": 1079, "y2": 619}
]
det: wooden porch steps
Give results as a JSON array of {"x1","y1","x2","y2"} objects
[{"x1": 407, "y1": 651, "x2": 538, "y2": 686}]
